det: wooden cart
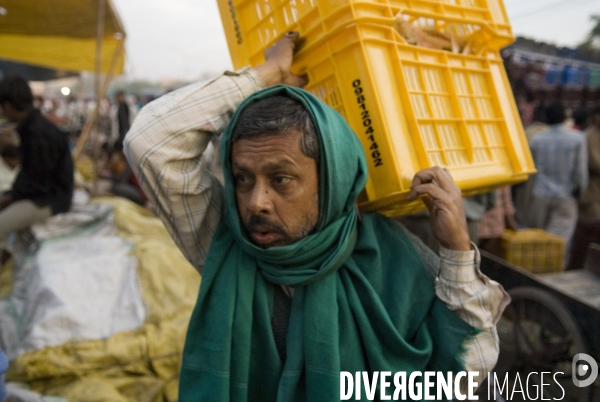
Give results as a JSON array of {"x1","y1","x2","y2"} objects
[{"x1": 479, "y1": 246, "x2": 600, "y2": 402}]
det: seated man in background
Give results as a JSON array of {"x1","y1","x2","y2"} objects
[
  {"x1": 125, "y1": 34, "x2": 508, "y2": 400},
  {"x1": 0, "y1": 76, "x2": 74, "y2": 267}
]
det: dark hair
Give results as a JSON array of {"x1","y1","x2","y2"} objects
[
  {"x1": 532, "y1": 103, "x2": 546, "y2": 124},
  {"x1": 1, "y1": 145, "x2": 19, "y2": 159},
  {"x1": 231, "y1": 96, "x2": 319, "y2": 161},
  {"x1": 0, "y1": 75, "x2": 34, "y2": 111},
  {"x1": 572, "y1": 108, "x2": 588, "y2": 128},
  {"x1": 592, "y1": 103, "x2": 600, "y2": 116},
  {"x1": 545, "y1": 101, "x2": 566, "y2": 125},
  {"x1": 525, "y1": 91, "x2": 535, "y2": 103}
]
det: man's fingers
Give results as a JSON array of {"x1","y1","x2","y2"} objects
[
  {"x1": 266, "y1": 31, "x2": 299, "y2": 59},
  {"x1": 407, "y1": 182, "x2": 447, "y2": 202},
  {"x1": 285, "y1": 73, "x2": 309, "y2": 88},
  {"x1": 285, "y1": 31, "x2": 299, "y2": 41},
  {"x1": 409, "y1": 166, "x2": 460, "y2": 196},
  {"x1": 407, "y1": 167, "x2": 447, "y2": 201},
  {"x1": 409, "y1": 170, "x2": 433, "y2": 189}
]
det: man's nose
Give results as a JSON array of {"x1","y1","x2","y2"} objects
[{"x1": 247, "y1": 181, "x2": 273, "y2": 215}]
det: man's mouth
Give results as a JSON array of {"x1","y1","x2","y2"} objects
[
  {"x1": 244, "y1": 218, "x2": 287, "y2": 247},
  {"x1": 249, "y1": 230, "x2": 280, "y2": 246}
]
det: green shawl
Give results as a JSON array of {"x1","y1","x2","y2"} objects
[{"x1": 179, "y1": 85, "x2": 477, "y2": 401}]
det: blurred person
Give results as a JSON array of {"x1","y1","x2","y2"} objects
[
  {"x1": 568, "y1": 104, "x2": 600, "y2": 269},
  {"x1": 33, "y1": 95, "x2": 44, "y2": 109},
  {"x1": 463, "y1": 193, "x2": 497, "y2": 245},
  {"x1": 571, "y1": 108, "x2": 589, "y2": 131},
  {"x1": 523, "y1": 101, "x2": 588, "y2": 268},
  {"x1": 524, "y1": 102, "x2": 548, "y2": 138},
  {"x1": 111, "y1": 91, "x2": 137, "y2": 149},
  {"x1": 133, "y1": 94, "x2": 146, "y2": 110},
  {"x1": 517, "y1": 91, "x2": 535, "y2": 126},
  {"x1": 96, "y1": 98, "x2": 113, "y2": 145},
  {"x1": 0, "y1": 145, "x2": 19, "y2": 193},
  {"x1": 514, "y1": 103, "x2": 549, "y2": 224},
  {"x1": 125, "y1": 34, "x2": 508, "y2": 399},
  {"x1": 101, "y1": 142, "x2": 147, "y2": 206},
  {"x1": 44, "y1": 98, "x2": 67, "y2": 127},
  {"x1": 478, "y1": 187, "x2": 518, "y2": 252},
  {"x1": 0, "y1": 75, "x2": 74, "y2": 267},
  {"x1": 523, "y1": 64, "x2": 546, "y2": 93},
  {"x1": 64, "y1": 95, "x2": 88, "y2": 138}
]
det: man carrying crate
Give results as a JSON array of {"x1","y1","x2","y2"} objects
[{"x1": 125, "y1": 33, "x2": 508, "y2": 401}]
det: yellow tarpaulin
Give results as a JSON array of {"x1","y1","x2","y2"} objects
[
  {"x1": 3, "y1": 198, "x2": 201, "y2": 402},
  {"x1": 0, "y1": 0, "x2": 126, "y2": 74}
]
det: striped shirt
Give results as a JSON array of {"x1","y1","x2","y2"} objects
[
  {"x1": 529, "y1": 126, "x2": 588, "y2": 198},
  {"x1": 124, "y1": 67, "x2": 509, "y2": 388}
]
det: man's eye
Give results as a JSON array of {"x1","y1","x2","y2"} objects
[
  {"x1": 235, "y1": 174, "x2": 249, "y2": 184},
  {"x1": 273, "y1": 176, "x2": 291, "y2": 185}
]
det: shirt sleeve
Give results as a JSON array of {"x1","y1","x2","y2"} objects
[
  {"x1": 124, "y1": 68, "x2": 266, "y2": 272},
  {"x1": 436, "y1": 245, "x2": 510, "y2": 393},
  {"x1": 399, "y1": 225, "x2": 509, "y2": 383}
]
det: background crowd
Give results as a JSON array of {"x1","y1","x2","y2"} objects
[
  {"x1": 474, "y1": 100, "x2": 600, "y2": 270},
  {"x1": 0, "y1": 89, "x2": 149, "y2": 208},
  {"x1": 1, "y1": 84, "x2": 600, "y2": 271}
]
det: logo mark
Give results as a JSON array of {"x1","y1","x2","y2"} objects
[{"x1": 572, "y1": 353, "x2": 598, "y2": 387}]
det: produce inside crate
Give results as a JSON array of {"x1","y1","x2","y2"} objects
[{"x1": 218, "y1": 0, "x2": 535, "y2": 216}]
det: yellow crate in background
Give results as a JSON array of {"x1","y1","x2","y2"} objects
[
  {"x1": 500, "y1": 230, "x2": 564, "y2": 273},
  {"x1": 218, "y1": 0, "x2": 536, "y2": 216}
]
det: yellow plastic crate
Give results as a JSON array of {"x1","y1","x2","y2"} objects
[
  {"x1": 220, "y1": 0, "x2": 515, "y2": 70},
  {"x1": 218, "y1": 0, "x2": 535, "y2": 216},
  {"x1": 499, "y1": 230, "x2": 564, "y2": 273}
]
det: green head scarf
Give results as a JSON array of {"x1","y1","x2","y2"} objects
[{"x1": 179, "y1": 85, "x2": 477, "y2": 401}]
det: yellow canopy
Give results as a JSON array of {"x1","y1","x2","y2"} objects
[{"x1": 0, "y1": 0, "x2": 126, "y2": 74}]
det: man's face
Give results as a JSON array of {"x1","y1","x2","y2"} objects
[
  {"x1": 3, "y1": 156, "x2": 19, "y2": 169},
  {"x1": 231, "y1": 129, "x2": 319, "y2": 248},
  {"x1": 0, "y1": 102, "x2": 18, "y2": 123}
]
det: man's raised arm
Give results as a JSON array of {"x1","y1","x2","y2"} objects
[
  {"x1": 124, "y1": 33, "x2": 305, "y2": 272},
  {"x1": 124, "y1": 69, "x2": 265, "y2": 270},
  {"x1": 406, "y1": 166, "x2": 510, "y2": 393}
]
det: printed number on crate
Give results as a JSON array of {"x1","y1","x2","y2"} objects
[{"x1": 353, "y1": 79, "x2": 383, "y2": 167}]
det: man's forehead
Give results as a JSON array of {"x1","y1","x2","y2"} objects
[
  {"x1": 232, "y1": 159, "x2": 296, "y2": 171},
  {"x1": 231, "y1": 131, "x2": 307, "y2": 170}
]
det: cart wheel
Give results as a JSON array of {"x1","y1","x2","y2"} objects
[{"x1": 496, "y1": 287, "x2": 591, "y2": 402}]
